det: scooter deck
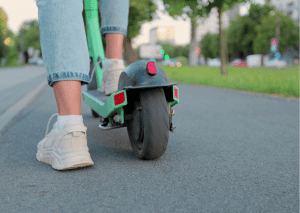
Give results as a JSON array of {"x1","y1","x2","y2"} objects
[
  {"x1": 82, "y1": 89, "x2": 127, "y2": 120},
  {"x1": 86, "y1": 90, "x2": 110, "y2": 103}
]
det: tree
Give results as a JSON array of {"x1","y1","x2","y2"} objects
[
  {"x1": 5, "y1": 32, "x2": 20, "y2": 66},
  {"x1": 134, "y1": 46, "x2": 143, "y2": 60},
  {"x1": 162, "y1": 0, "x2": 208, "y2": 67},
  {"x1": 23, "y1": 26, "x2": 41, "y2": 51},
  {"x1": 200, "y1": 32, "x2": 219, "y2": 59},
  {"x1": 163, "y1": 0, "x2": 249, "y2": 73},
  {"x1": 0, "y1": 7, "x2": 8, "y2": 27},
  {"x1": 0, "y1": 23, "x2": 7, "y2": 60},
  {"x1": 18, "y1": 20, "x2": 41, "y2": 61},
  {"x1": 125, "y1": 0, "x2": 157, "y2": 65},
  {"x1": 253, "y1": 11, "x2": 299, "y2": 54},
  {"x1": 0, "y1": 22, "x2": 19, "y2": 66},
  {"x1": 0, "y1": 8, "x2": 8, "y2": 61},
  {"x1": 227, "y1": 2, "x2": 275, "y2": 59},
  {"x1": 202, "y1": 0, "x2": 249, "y2": 75}
]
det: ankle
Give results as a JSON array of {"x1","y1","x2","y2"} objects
[
  {"x1": 104, "y1": 58, "x2": 124, "y2": 69},
  {"x1": 57, "y1": 115, "x2": 83, "y2": 131}
]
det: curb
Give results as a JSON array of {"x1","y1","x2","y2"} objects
[{"x1": 0, "y1": 80, "x2": 47, "y2": 133}]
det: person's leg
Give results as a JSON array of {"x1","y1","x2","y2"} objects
[
  {"x1": 37, "y1": 0, "x2": 89, "y2": 117},
  {"x1": 36, "y1": 0, "x2": 93, "y2": 170},
  {"x1": 53, "y1": 81, "x2": 81, "y2": 115},
  {"x1": 98, "y1": 0, "x2": 129, "y2": 95},
  {"x1": 105, "y1": 33, "x2": 124, "y2": 60},
  {"x1": 37, "y1": 0, "x2": 90, "y2": 88},
  {"x1": 99, "y1": 0, "x2": 129, "y2": 39}
]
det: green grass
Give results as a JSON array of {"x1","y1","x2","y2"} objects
[
  {"x1": 0, "y1": 62, "x2": 26, "y2": 68},
  {"x1": 163, "y1": 65, "x2": 299, "y2": 97}
]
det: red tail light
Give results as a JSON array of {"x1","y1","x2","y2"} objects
[
  {"x1": 114, "y1": 92, "x2": 125, "y2": 105},
  {"x1": 174, "y1": 87, "x2": 178, "y2": 99},
  {"x1": 147, "y1": 62, "x2": 156, "y2": 75}
]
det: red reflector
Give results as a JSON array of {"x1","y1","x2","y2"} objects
[
  {"x1": 114, "y1": 92, "x2": 125, "y2": 105},
  {"x1": 174, "y1": 87, "x2": 178, "y2": 99},
  {"x1": 147, "y1": 62, "x2": 156, "y2": 75}
]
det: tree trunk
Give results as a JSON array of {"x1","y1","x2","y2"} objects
[
  {"x1": 276, "y1": 14, "x2": 280, "y2": 52},
  {"x1": 189, "y1": 19, "x2": 198, "y2": 67},
  {"x1": 218, "y1": 7, "x2": 228, "y2": 75},
  {"x1": 224, "y1": 28, "x2": 228, "y2": 65},
  {"x1": 24, "y1": 51, "x2": 29, "y2": 64},
  {"x1": 123, "y1": 36, "x2": 138, "y2": 65}
]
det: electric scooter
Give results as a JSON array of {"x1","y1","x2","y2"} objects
[{"x1": 82, "y1": 0, "x2": 179, "y2": 160}]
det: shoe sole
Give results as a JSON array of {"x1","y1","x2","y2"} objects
[{"x1": 36, "y1": 145, "x2": 94, "y2": 170}]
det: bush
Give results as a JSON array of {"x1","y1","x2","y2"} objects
[
  {"x1": 176, "y1": 56, "x2": 188, "y2": 66},
  {"x1": 200, "y1": 32, "x2": 219, "y2": 59}
]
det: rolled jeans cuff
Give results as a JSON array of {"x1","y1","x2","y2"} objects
[
  {"x1": 101, "y1": 26, "x2": 127, "y2": 37},
  {"x1": 47, "y1": 71, "x2": 90, "y2": 87}
]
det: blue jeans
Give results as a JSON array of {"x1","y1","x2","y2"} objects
[{"x1": 36, "y1": 0, "x2": 129, "y2": 87}]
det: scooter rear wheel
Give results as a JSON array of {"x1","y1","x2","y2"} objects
[{"x1": 127, "y1": 88, "x2": 170, "y2": 160}]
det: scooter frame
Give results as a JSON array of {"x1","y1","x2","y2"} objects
[{"x1": 82, "y1": 0, "x2": 179, "y2": 128}]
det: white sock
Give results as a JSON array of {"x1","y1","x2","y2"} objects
[
  {"x1": 56, "y1": 115, "x2": 83, "y2": 131},
  {"x1": 104, "y1": 58, "x2": 124, "y2": 70}
]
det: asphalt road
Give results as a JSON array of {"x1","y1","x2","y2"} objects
[
  {"x1": 0, "y1": 66, "x2": 47, "y2": 115},
  {"x1": 0, "y1": 67, "x2": 298, "y2": 212}
]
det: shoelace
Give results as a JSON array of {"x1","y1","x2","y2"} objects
[{"x1": 45, "y1": 113, "x2": 59, "y2": 137}]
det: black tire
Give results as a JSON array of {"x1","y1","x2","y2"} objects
[
  {"x1": 91, "y1": 109, "x2": 100, "y2": 118},
  {"x1": 127, "y1": 88, "x2": 170, "y2": 160}
]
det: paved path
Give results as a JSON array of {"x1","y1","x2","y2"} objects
[
  {"x1": 0, "y1": 79, "x2": 298, "y2": 212},
  {"x1": 0, "y1": 66, "x2": 47, "y2": 115}
]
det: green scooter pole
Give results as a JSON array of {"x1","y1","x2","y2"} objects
[{"x1": 84, "y1": 0, "x2": 105, "y2": 91}]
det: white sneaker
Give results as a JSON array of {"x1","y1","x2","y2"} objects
[
  {"x1": 100, "y1": 59, "x2": 125, "y2": 95},
  {"x1": 36, "y1": 113, "x2": 94, "y2": 170}
]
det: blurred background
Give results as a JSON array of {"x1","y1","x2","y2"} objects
[{"x1": 0, "y1": 0, "x2": 299, "y2": 97}]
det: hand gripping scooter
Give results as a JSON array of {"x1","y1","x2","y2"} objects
[{"x1": 82, "y1": 0, "x2": 179, "y2": 160}]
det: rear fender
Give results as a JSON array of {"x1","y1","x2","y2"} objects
[
  {"x1": 118, "y1": 60, "x2": 178, "y2": 106},
  {"x1": 118, "y1": 60, "x2": 175, "y2": 90}
]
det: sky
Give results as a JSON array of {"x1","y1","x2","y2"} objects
[
  {"x1": 0, "y1": 0, "x2": 38, "y2": 34},
  {"x1": 0, "y1": 0, "x2": 265, "y2": 47}
]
